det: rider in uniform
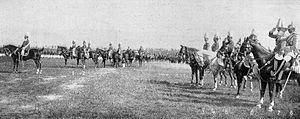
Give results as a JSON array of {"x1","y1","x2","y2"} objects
[
  {"x1": 203, "y1": 33, "x2": 210, "y2": 50},
  {"x1": 70, "y1": 41, "x2": 76, "y2": 59},
  {"x1": 21, "y1": 32, "x2": 31, "y2": 57},
  {"x1": 268, "y1": 19, "x2": 288, "y2": 79},
  {"x1": 270, "y1": 20, "x2": 298, "y2": 80},
  {"x1": 211, "y1": 34, "x2": 219, "y2": 52},
  {"x1": 108, "y1": 42, "x2": 113, "y2": 51},
  {"x1": 117, "y1": 43, "x2": 122, "y2": 54},
  {"x1": 138, "y1": 46, "x2": 144, "y2": 56}
]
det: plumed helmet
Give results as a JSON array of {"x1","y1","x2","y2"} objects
[
  {"x1": 24, "y1": 32, "x2": 30, "y2": 38},
  {"x1": 72, "y1": 41, "x2": 75, "y2": 44},
  {"x1": 288, "y1": 21, "x2": 295, "y2": 31},
  {"x1": 227, "y1": 31, "x2": 231, "y2": 36}
]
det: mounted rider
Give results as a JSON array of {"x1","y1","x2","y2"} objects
[
  {"x1": 70, "y1": 41, "x2": 76, "y2": 59},
  {"x1": 108, "y1": 42, "x2": 114, "y2": 59},
  {"x1": 21, "y1": 32, "x2": 31, "y2": 57},
  {"x1": 211, "y1": 34, "x2": 220, "y2": 52},
  {"x1": 222, "y1": 32, "x2": 235, "y2": 56},
  {"x1": 117, "y1": 43, "x2": 122, "y2": 54},
  {"x1": 87, "y1": 42, "x2": 92, "y2": 52},
  {"x1": 269, "y1": 19, "x2": 298, "y2": 80},
  {"x1": 82, "y1": 41, "x2": 91, "y2": 58},
  {"x1": 203, "y1": 33, "x2": 210, "y2": 50},
  {"x1": 138, "y1": 46, "x2": 144, "y2": 56}
]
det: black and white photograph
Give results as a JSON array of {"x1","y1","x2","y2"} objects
[{"x1": 0, "y1": 0, "x2": 300, "y2": 118}]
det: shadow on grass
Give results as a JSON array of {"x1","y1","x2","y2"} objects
[{"x1": 147, "y1": 79, "x2": 256, "y2": 107}]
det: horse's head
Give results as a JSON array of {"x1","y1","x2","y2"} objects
[
  {"x1": 57, "y1": 46, "x2": 67, "y2": 54},
  {"x1": 240, "y1": 37, "x2": 252, "y2": 56},
  {"x1": 178, "y1": 45, "x2": 186, "y2": 56},
  {"x1": 240, "y1": 34, "x2": 269, "y2": 56},
  {"x1": 3, "y1": 45, "x2": 18, "y2": 56}
]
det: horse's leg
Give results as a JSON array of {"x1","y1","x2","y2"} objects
[
  {"x1": 191, "y1": 67, "x2": 194, "y2": 84},
  {"x1": 12, "y1": 59, "x2": 16, "y2": 73},
  {"x1": 15, "y1": 58, "x2": 20, "y2": 73},
  {"x1": 223, "y1": 71, "x2": 227, "y2": 87},
  {"x1": 243, "y1": 76, "x2": 247, "y2": 90},
  {"x1": 212, "y1": 71, "x2": 218, "y2": 91},
  {"x1": 77, "y1": 58, "x2": 80, "y2": 66},
  {"x1": 236, "y1": 73, "x2": 243, "y2": 98},
  {"x1": 34, "y1": 60, "x2": 40, "y2": 74},
  {"x1": 276, "y1": 83, "x2": 283, "y2": 98},
  {"x1": 103, "y1": 59, "x2": 106, "y2": 68},
  {"x1": 199, "y1": 67, "x2": 204, "y2": 86},
  {"x1": 219, "y1": 72, "x2": 223, "y2": 86},
  {"x1": 65, "y1": 58, "x2": 67, "y2": 65},
  {"x1": 82, "y1": 59, "x2": 86, "y2": 69},
  {"x1": 250, "y1": 80, "x2": 253, "y2": 92},
  {"x1": 268, "y1": 82, "x2": 275, "y2": 112},
  {"x1": 229, "y1": 70, "x2": 236, "y2": 88},
  {"x1": 257, "y1": 81, "x2": 267, "y2": 108},
  {"x1": 195, "y1": 67, "x2": 199, "y2": 85}
]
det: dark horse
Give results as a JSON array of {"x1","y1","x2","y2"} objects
[
  {"x1": 95, "y1": 48, "x2": 109, "y2": 68},
  {"x1": 112, "y1": 50, "x2": 121, "y2": 68},
  {"x1": 57, "y1": 46, "x2": 80, "y2": 65},
  {"x1": 57, "y1": 46, "x2": 91, "y2": 69},
  {"x1": 135, "y1": 51, "x2": 144, "y2": 67},
  {"x1": 3, "y1": 44, "x2": 44, "y2": 74},
  {"x1": 240, "y1": 35, "x2": 300, "y2": 111},
  {"x1": 122, "y1": 50, "x2": 135, "y2": 67},
  {"x1": 218, "y1": 41, "x2": 237, "y2": 88},
  {"x1": 179, "y1": 45, "x2": 210, "y2": 86},
  {"x1": 234, "y1": 38, "x2": 256, "y2": 98}
]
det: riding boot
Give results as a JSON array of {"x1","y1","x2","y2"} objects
[
  {"x1": 271, "y1": 60, "x2": 286, "y2": 81},
  {"x1": 270, "y1": 60, "x2": 278, "y2": 79}
]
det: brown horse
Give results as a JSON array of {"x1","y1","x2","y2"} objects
[
  {"x1": 57, "y1": 46, "x2": 94, "y2": 69},
  {"x1": 240, "y1": 35, "x2": 300, "y2": 111},
  {"x1": 3, "y1": 44, "x2": 44, "y2": 74}
]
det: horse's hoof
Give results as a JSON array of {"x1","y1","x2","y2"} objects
[
  {"x1": 256, "y1": 104, "x2": 262, "y2": 109},
  {"x1": 267, "y1": 107, "x2": 273, "y2": 112},
  {"x1": 236, "y1": 95, "x2": 240, "y2": 99},
  {"x1": 212, "y1": 88, "x2": 217, "y2": 91},
  {"x1": 250, "y1": 89, "x2": 253, "y2": 93}
]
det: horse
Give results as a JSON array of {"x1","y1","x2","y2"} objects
[
  {"x1": 57, "y1": 46, "x2": 80, "y2": 65},
  {"x1": 75, "y1": 46, "x2": 90, "y2": 69},
  {"x1": 96, "y1": 48, "x2": 109, "y2": 68},
  {"x1": 135, "y1": 51, "x2": 144, "y2": 67},
  {"x1": 3, "y1": 44, "x2": 44, "y2": 74},
  {"x1": 240, "y1": 35, "x2": 300, "y2": 111},
  {"x1": 109, "y1": 49, "x2": 122, "y2": 68},
  {"x1": 217, "y1": 41, "x2": 237, "y2": 88},
  {"x1": 122, "y1": 50, "x2": 135, "y2": 67},
  {"x1": 234, "y1": 40, "x2": 256, "y2": 98},
  {"x1": 179, "y1": 45, "x2": 217, "y2": 87},
  {"x1": 88, "y1": 50, "x2": 102, "y2": 68}
]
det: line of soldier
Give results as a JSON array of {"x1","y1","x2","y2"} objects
[{"x1": 201, "y1": 18, "x2": 297, "y2": 81}]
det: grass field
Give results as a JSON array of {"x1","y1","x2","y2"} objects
[{"x1": 0, "y1": 56, "x2": 299, "y2": 118}]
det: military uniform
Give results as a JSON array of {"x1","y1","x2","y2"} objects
[
  {"x1": 203, "y1": 33, "x2": 210, "y2": 50},
  {"x1": 21, "y1": 33, "x2": 30, "y2": 56},
  {"x1": 211, "y1": 35, "x2": 219, "y2": 52}
]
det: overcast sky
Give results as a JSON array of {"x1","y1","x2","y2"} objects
[{"x1": 0, "y1": 0, "x2": 299, "y2": 49}]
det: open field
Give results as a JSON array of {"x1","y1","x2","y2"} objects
[{"x1": 0, "y1": 56, "x2": 299, "y2": 118}]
